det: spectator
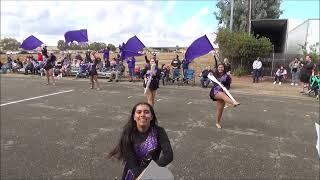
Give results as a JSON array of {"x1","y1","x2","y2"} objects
[
  {"x1": 85, "y1": 50, "x2": 92, "y2": 63},
  {"x1": 109, "y1": 59, "x2": 125, "y2": 82},
  {"x1": 134, "y1": 66, "x2": 141, "y2": 80},
  {"x1": 6, "y1": 55, "x2": 13, "y2": 73},
  {"x1": 181, "y1": 58, "x2": 189, "y2": 79},
  {"x1": 200, "y1": 66, "x2": 213, "y2": 88},
  {"x1": 300, "y1": 55, "x2": 315, "y2": 93},
  {"x1": 41, "y1": 45, "x2": 48, "y2": 59},
  {"x1": 223, "y1": 58, "x2": 231, "y2": 75},
  {"x1": 252, "y1": 57, "x2": 262, "y2": 83},
  {"x1": 75, "y1": 61, "x2": 89, "y2": 79},
  {"x1": 74, "y1": 52, "x2": 83, "y2": 62},
  {"x1": 12, "y1": 60, "x2": 18, "y2": 73},
  {"x1": 171, "y1": 55, "x2": 181, "y2": 79},
  {"x1": 37, "y1": 52, "x2": 43, "y2": 62},
  {"x1": 103, "y1": 47, "x2": 110, "y2": 62},
  {"x1": 31, "y1": 58, "x2": 39, "y2": 74},
  {"x1": 60, "y1": 58, "x2": 71, "y2": 77},
  {"x1": 126, "y1": 57, "x2": 136, "y2": 82},
  {"x1": 17, "y1": 58, "x2": 23, "y2": 69},
  {"x1": 24, "y1": 57, "x2": 34, "y2": 75},
  {"x1": 289, "y1": 57, "x2": 300, "y2": 86},
  {"x1": 273, "y1": 65, "x2": 287, "y2": 85},
  {"x1": 160, "y1": 64, "x2": 170, "y2": 86}
]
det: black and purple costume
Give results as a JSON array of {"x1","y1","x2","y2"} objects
[
  {"x1": 89, "y1": 58, "x2": 100, "y2": 76},
  {"x1": 209, "y1": 73, "x2": 231, "y2": 101},
  {"x1": 123, "y1": 126, "x2": 173, "y2": 180},
  {"x1": 43, "y1": 54, "x2": 56, "y2": 71},
  {"x1": 142, "y1": 66, "x2": 161, "y2": 91}
]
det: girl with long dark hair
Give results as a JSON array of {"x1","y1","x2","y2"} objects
[
  {"x1": 107, "y1": 102, "x2": 173, "y2": 180},
  {"x1": 209, "y1": 63, "x2": 240, "y2": 129}
]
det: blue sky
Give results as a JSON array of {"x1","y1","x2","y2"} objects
[
  {"x1": 1, "y1": 0, "x2": 319, "y2": 47},
  {"x1": 280, "y1": 0, "x2": 320, "y2": 20}
]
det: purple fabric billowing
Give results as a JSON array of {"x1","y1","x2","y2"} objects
[
  {"x1": 64, "y1": 29, "x2": 88, "y2": 44},
  {"x1": 121, "y1": 50, "x2": 144, "y2": 60},
  {"x1": 20, "y1": 35, "x2": 43, "y2": 50},
  {"x1": 185, "y1": 35, "x2": 214, "y2": 63},
  {"x1": 134, "y1": 127, "x2": 158, "y2": 158},
  {"x1": 121, "y1": 36, "x2": 145, "y2": 60}
]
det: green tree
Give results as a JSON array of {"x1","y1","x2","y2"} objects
[
  {"x1": 300, "y1": 42, "x2": 320, "y2": 64},
  {"x1": 68, "y1": 42, "x2": 80, "y2": 50},
  {"x1": 89, "y1": 42, "x2": 107, "y2": 51},
  {"x1": 215, "y1": 28, "x2": 272, "y2": 74},
  {"x1": 214, "y1": 0, "x2": 283, "y2": 32},
  {"x1": 0, "y1": 38, "x2": 21, "y2": 51},
  {"x1": 107, "y1": 43, "x2": 116, "y2": 51},
  {"x1": 57, "y1": 40, "x2": 68, "y2": 51}
]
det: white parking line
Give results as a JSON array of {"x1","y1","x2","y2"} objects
[{"x1": 0, "y1": 89, "x2": 74, "y2": 107}]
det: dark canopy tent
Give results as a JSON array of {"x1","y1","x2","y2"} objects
[{"x1": 251, "y1": 19, "x2": 288, "y2": 53}]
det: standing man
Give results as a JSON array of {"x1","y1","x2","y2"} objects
[
  {"x1": 171, "y1": 54, "x2": 181, "y2": 82},
  {"x1": 181, "y1": 58, "x2": 189, "y2": 78},
  {"x1": 103, "y1": 47, "x2": 110, "y2": 70},
  {"x1": 300, "y1": 55, "x2": 315, "y2": 93},
  {"x1": 223, "y1": 58, "x2": 231, "y2": 75},
  {"x1": 252, "y1": 57, "x2": 262, "y2": 83},
  {"x1": 126, "y1": 56, "x2": 136, "y2": 82}
]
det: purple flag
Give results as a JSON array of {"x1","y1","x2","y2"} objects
[
  {"x1": 123, "y1": 35, "x2": 145, "y2": 53},
  {"x1": 64, "y1": 29, "x2": 88, "y2": 44},
  {"x1": 121, "y1": 50, "x2": 143, "y2": 60},
  {"x1": 185, "y1": 35, "x2": 214, "y2": 63},
  {"x1": 120, "y1": 36, "x2": 145, "y2": 59},
  {"x1": 19, "y1": 35, "x2": 43, "y2": 50},
  {"x1": 119, "y1": 42, "x2": 125, "y2": 52}
]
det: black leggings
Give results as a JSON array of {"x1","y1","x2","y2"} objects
[{"x1": 274, "y1": 75, "x2": 284, "y2": 82}]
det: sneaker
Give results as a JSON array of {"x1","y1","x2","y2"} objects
[
  {"x1": 279, "y1": 82, "x2": 281, "y2": 85},
  {"x1": 273, "y1": 81, "x2": 276, "y2": 84},
  {"x1": 295, "y1": 83, "x2": 298, "y2": 86},
  {"x1": 291, "y1": 83, "x2": 294, "y2": 86}
]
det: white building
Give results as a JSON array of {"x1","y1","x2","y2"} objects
[{"x1": 286, "y1": 19, "x2": 320, "y2": 55}]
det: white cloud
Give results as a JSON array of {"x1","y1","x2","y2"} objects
[
  {"x1": 178, "y1": 7, "x2": 214, "y2": 41},
  {"x1": 1, "y1": 1, "x2": 217, "y2": 47}
]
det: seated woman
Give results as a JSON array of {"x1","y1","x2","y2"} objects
[
  {"x1": 107, "y1": 102, "x2": 173, "y2": 179},
  {"x1": 60, "y1": 58, "x2": 71, "y2": 77},
  {"x1": 273, "y1": 65, "x2": 287, "y2": 85},
  {"x1": 74, "y1": 61, "x2": 89, "y2": 79}
]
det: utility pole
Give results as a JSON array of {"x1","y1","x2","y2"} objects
[
  {"x1": 248, "y1": 0, "x2": 252, "y2": 34},
  {"x1": 230, "y1": 0, "x2": 234, "y2": 31}
]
